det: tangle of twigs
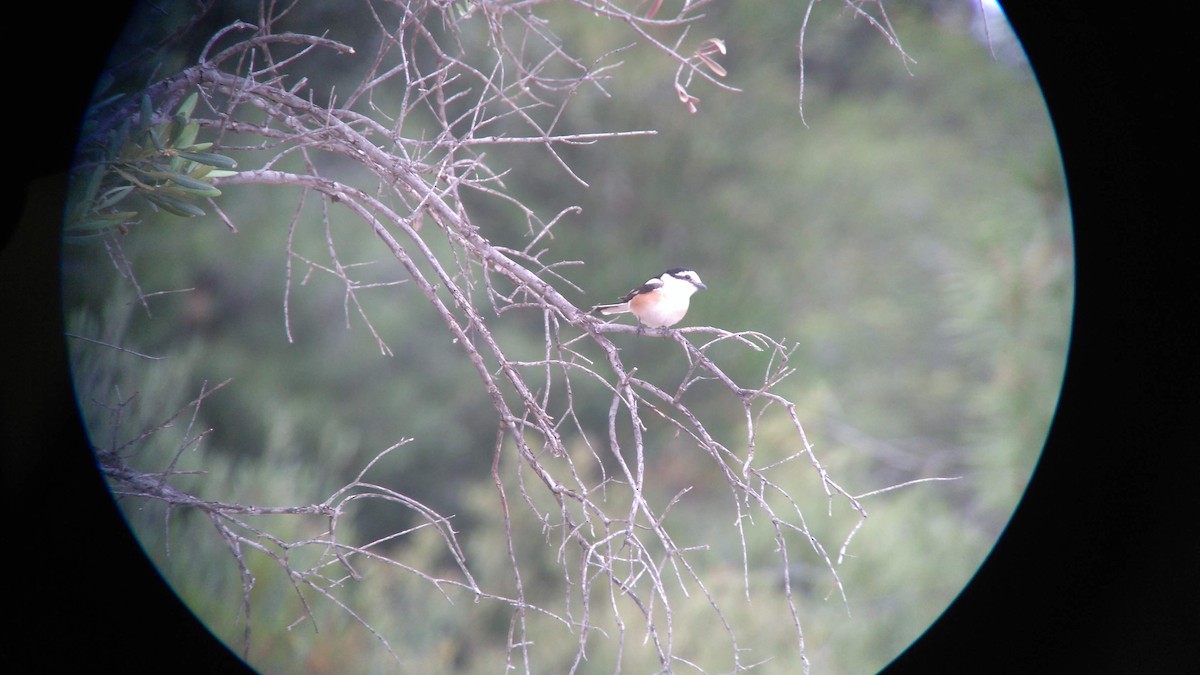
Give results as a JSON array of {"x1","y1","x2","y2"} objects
[{"x1": 76, "y1": 2, "x2": 937, "y2": 672}]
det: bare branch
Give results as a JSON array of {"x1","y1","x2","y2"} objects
[{"x1": 70, "y1": 2, "x2": 938, "y2": 671}]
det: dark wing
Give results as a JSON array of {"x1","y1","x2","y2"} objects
[{"x1": 619, "y1": 276, "x2": 663, "y2": 303}]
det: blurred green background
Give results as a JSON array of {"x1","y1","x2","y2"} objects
[{"x1": 63, "y1": 1, "x2": 1071, "y2": 672}]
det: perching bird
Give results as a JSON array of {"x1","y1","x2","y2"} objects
[{"x1": 592, "y1": 268, "x2": 706, "y2": 329}]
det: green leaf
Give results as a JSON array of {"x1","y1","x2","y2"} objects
[
  {"x1": 176, "y1": 91, "x2": 199, "y2": 120},
  {"x1": 63, "y1": 226, "x2": 122, "y2": 241},
  {"x1": 92, "y1": 91, "x2": 125, "y2": 111},
  {"x1": 65, "y1": 211, "x2": 139, "y2": 230},
  {"x1": 199, "y1": 169, "x2": 238, "y2": 179},
  {"x1": 148, "y1": 124, "x2": 166, "y2": 152},
  {"x1": 176, "y1": 150, "x2": 237, "y2": 169},
  {"x1": 138, "y1": 94, "x2": 153, "y2": 134},
  {"x1": 145, "y1": 191, "x2": 206, "y2": 217},
  {"x1": 94, "y1": 185, "x2": 136, "y2": 210},
  {"x1": 168, "y1": 173, "x2": 222, "y2": 196},
  {"x1": 134, "y1": 167, "x2": 177, "y2": 182},
  {"x1": 94, "y1": 210, "x2": 140, "y2": 222},
  {"x1": 78, "y1": 165, "x2": 107, "y2": 210},
  {"x1": 173, "y1": 120, "x2": 200, "y2": 149},
  {"x1": 112, "y1": 165, "x2": 154, "y2": 190},
  {"x1": 107, "y1": 119, "x2": 130, "y2": 159}
]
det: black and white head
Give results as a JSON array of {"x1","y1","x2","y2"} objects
[{"x1": 658, "y1": 268, "x2": 706, "y2": 294}]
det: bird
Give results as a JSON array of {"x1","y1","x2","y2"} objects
[{"x1": 591, "y1": 268, "x2": 707, "y2": 329}]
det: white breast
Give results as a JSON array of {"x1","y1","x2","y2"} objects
[
  {"x1": 639, "y1": 274, "x2": 699, "y2": 328},
  {"x1": 640, "y1": 297, "x2": 689, "y2": 327}
]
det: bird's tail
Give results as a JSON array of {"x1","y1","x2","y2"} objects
[{"x1": 591, "y1": 302, "x2": 629, "y2": 316}]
